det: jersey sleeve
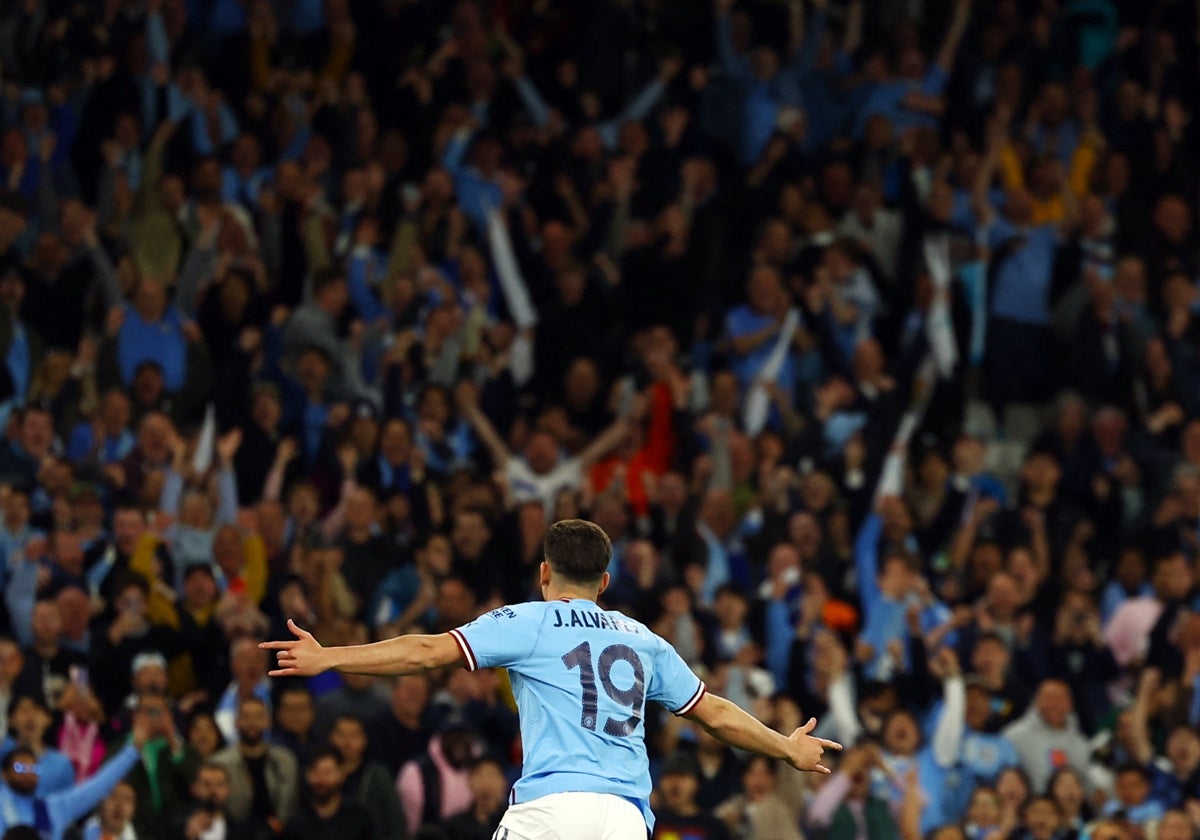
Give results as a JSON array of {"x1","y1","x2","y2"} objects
[
  {"x1": 648, "y1": 636, "x2": 706, "y2": 716},
  {"x1": 449, "y1": 604, "x2": 543, "y2": 671}
]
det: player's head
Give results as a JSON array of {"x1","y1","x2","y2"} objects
[{"x1": 541, "y1": 519, "x2": 612, "y2": 597}]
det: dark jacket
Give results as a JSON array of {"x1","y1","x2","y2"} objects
[
  {"x1": 344, "y1": 761, "x2": 406, "y2": 840},
  {"x1": 115, "y1": 739, "x2": 202, "y2": 839},
  {"x1": 281, "y1": 800, "x2": 373, "y2": 840},
  {"x1": 169, "y1": 801, "x2": 262, "y2": 840}
]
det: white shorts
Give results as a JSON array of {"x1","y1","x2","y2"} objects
[{"x1": 494, "y1": 791, "x2": 648, "y2": 840}]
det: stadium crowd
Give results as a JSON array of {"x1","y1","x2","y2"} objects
[{"x1": 0, "y1": 0, "x2": 1199, "y2": 837}]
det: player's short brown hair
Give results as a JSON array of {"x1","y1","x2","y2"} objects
[{"x1": 544, "y1": 519, "x2": 612, "y2": 585}]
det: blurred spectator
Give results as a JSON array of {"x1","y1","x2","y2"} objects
[
  {"x1": 213, "y1": 637, "x2": 271, "y2": 743},
  {"x1": 270, "y1": 683, "x2": 315, "y2": 764},
  {"x1": 0, "y1": 643, "x2": 31, "y2": 750},
  {"x1": 398, "y1": 725, "x2": 478, "y2": 835},
  {"x1": 310, "y1": 627, "x2": 389, "y2": 742},
  {"x1": 208, "y1": 696, "x2": 298, "y2": 834},
  {"x1": 652, "y1": 753, "x2": 731, "y2": 840},
  {"x1": 281, "y1": 747, "x2": 372, "y2": 840},
  {"x1": 0, "y1": 724, "x2": 146, "y2": 838},
  {"x1": 714, "y1": 755, "x2": 803, "y2": 840},
  {"x1": 327, "y1": 714, "x2": 405, "y2": 839},
  {"x1": 370, "y1": 674, "x2": 435, "y2": 777},
  {"x1": 169, "y1": 761, "x2": 254, "y2": 840},
  {"x1": 78, "y1": 780, "x2": 138, "y2": 840},
  {"x1": 120, "y1": 692, "x2": 200, "y2": 838},
  {"x1": 184, "y1": 712, "x2": 223, "y2": 763},
  {"x1": 1, "y1": 694, "x2": 75, "y2": 794},
  {"x1": 1002, "y1": 680, "x2": 1093, "y2": 795},
  {"x1": 806, "y1": 743, "x2": 899, "y2": 840},
  {"x1": 14, "y1": 596, "x2": 85, "y2": 705},
  {"x1": 436, "y1": 754, "x2": 509, "y2": 840}
]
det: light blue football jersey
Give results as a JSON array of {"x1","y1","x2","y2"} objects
[{"x1": 450, "y1": 598, "x2": 706, "y2": 830}]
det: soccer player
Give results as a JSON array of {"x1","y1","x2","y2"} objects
[{"x1": 262, "y1": 519, "x2": 841, "y2": 838}]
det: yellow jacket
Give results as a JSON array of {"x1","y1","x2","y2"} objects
[
  {"x1": 998, "y1": 133, "x2": 1099, "y2": 226},
  {"x1": 129, "y1": 530, "x2": 269, "y2": 629}
]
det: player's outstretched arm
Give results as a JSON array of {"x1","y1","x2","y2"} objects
[
  {"x1": 260, "y1": 619, "x2": 464, "y2": 677},
  {"x1": 683, "y1": 692, "x2": 842, "y2": 773}
]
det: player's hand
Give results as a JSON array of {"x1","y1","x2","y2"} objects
[
  {"x1": 260, "y1": 619, "x2": 330, "y2": 677},
  {"x1": 787, "y1": 717, "x2": 842, "y2": 773}
]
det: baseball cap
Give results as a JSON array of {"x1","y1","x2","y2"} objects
[{"x1": 131, "y1": 651, "x2": 168, "y2": 676}]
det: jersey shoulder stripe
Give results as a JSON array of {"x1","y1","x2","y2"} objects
[
  {"x1": 448, "y1": 628, "x2": 476, "y2": 671},
  {"x1": 672, "y1": 682, "x2": 707, "y2": 716}
]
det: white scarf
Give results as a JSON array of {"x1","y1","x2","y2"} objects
[{"x1": 742, "y1": 309, "x2": 800, "y2": 435}]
